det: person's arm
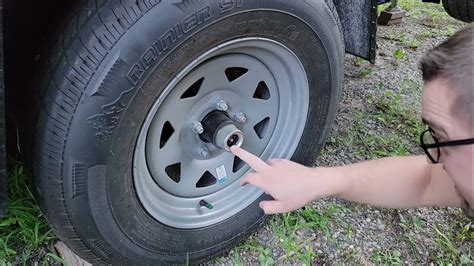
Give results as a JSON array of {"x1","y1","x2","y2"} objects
[
  {"x1": 231, "y1": 146, "x2": 462, "y2": 214},
  {"x1": 335, "y1": 155, "x2": 461, "y2": 208}
]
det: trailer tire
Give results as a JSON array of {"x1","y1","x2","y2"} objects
[{"x1": 33, "y1": 0, "x2": 344, "y2": 264}]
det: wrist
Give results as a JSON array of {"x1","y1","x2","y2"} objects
[
  {"x1": 310, "y1": 166, "x2": 349, "y2": 198},
  {"x1": 332, "y1": 166, "x2": 353, "y2": 198}
]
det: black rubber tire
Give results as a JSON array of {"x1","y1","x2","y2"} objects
[
  {"x1": 34, "y1": 0, "x2": 344, "y2": 264},
  {"x1": 442, "y1": 0, "x2": 474, "y2": 23}
]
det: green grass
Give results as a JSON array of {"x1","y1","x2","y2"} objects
[
  {"x1": 232, "y1": 204, "x2": 346, "y2": 265},
  {"x1": 380, "y1": 29, "x2": 422, "y2": 50},
  {"x1": 296, "y1": 205, "x2": 346, "y2": 238},
  {"x1": 432, "y1": 221, "x2": 473, "y2": 264},
  {"x1": 270, "y1": 212, "x2": 318, "y2": 264},
  {"x1": 397, "y1": 213, "x2": 425, "y2": 263},
  {"x1": 327, "y1": 78, "x2": 425, "y2": 159},
  {"x1": 352, "y1": 57, "x2": 374, "y2": 78},
  {"x1": 272, "y1": 204, "x2": 346, "y2": 263},
  {"x1": 0, "y1": 164, "x2": 56, "y2": 264},
  {"x1": 370, "y1": 80, "x2": 425, "y2": 140}
]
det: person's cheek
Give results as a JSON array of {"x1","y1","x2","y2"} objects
[
  {"x1": 441, "y1": 146, "x2": 451, "y2": 159},
  {"x1": 445, "y1": 151, "x2": 470, "y2": 184},
  {"x1": 441, "y1": 152, "x2": 455, "y2": 177}
]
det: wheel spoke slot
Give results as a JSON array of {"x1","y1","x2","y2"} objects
[
  {"x1": 232, "y1": 156, "x2": 245, "y2": 173},
  {"x1": 253, "y1": 81, "x2": 270, "y2": 100},
  {"x1": 196, "y1": 171, "x2": 217, "y2": 188},
  {"x1": 225, "y1": 67, "x2": 248, "y2": 82},
  {"x1": 253, "y1": 117, "x2": 270, "y2": 139},
  {"x1": 160, "y1": 121, "x2": 175, "y2": 148},
  {"x1": 165, "y1": 163, "x2": 181, "y2": 183},
  {"x1": 181, "y1": 77, "x2": 204, "y2": 99}
]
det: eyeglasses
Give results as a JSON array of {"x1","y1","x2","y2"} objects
[{"x1": 420, "y1": 127, "x2": 474, "y2": 163}]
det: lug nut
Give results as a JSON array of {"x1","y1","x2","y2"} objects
[
  {"x1": 216, "y1": 100, "x2": 228, "y2": 111},
  {"x1": 193, "y1": 123, "x2": 204, "y2": 134},
  {"x1": 235, "y1": 113, "x2": 247, "y2": 123},
  {"x1": 199, "y1": 147, "x2": 210, "y2": 158}
]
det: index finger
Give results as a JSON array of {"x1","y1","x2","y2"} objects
[{"x1": 230, "y1": 146, "x2": 269, "y2": 173}]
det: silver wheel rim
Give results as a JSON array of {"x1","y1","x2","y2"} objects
[{"x1": 133, "y1": 38, "x2": 309, "y2": 229}]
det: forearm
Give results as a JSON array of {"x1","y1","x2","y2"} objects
[{"x1": 316, "y1": 156, "x2": 461, "y2": 208}]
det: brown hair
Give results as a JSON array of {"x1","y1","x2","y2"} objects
[{"x1": 420, "y1": 23, "x2": 473, "y2": 125}]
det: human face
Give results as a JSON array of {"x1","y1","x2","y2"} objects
[{"x1": 421, "y1": 78, "x2": 473, "y2": 206}]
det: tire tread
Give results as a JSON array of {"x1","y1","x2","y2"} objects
[
  {"x1": 34, "y1": 0, "x2": 117, "y2": 263},
  {"x1": 443, "y1": 0, "x2": 473, "y2": 22}
]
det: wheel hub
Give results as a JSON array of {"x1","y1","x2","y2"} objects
[{"x1": 200, "y1": 111, "x2": 244, "y2": 151}]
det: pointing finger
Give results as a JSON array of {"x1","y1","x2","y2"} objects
[{"x1": 231, "y1": 146, "x2": 268, "y2": 173}]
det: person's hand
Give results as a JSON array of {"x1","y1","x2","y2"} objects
[{"x1": 231, "y1": 146, "x2": 343, "y2": 214}]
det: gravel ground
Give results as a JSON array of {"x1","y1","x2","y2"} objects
[{"x1": 209, "y1": 4, "x2": 473, "y2": 265}]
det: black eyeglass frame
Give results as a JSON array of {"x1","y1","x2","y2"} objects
[{"x1": 420, "y1": 128, "x2": 474, "y2": 163}]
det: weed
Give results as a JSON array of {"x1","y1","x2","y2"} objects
[
  {"x1": 365, "y1": 134, "x2": 411, "y2": 157},
  {"x1": 340, "y1": 109, "x2": 412, "y2": 159},
  {"x1": 455, "y1": 222, "x2": 471, "y2": 243},
  {"x1": 372, "y1": 249, "x2": 402, "y2": 264},
  {"x1": 381, "y1": 29, "x2": 405, "y2": 43},
  {"x1": 272, "y1": 215, "x2": 316, "y2": 265},
  {"x1": 370, "y1": 81, "x2": 425, "y2": 142},
  {"x1": 406, "y1": 39, "x2": 421, "y2": 49},
  {"x1": 352, "y1": 57, "x2": 366, "y2": 67},
  {"x1": 296, "y1": 205, "x2": 345, "y2": 238},
  {"x1": 270, "y1": 205, "x2": 345, "y2": 264},
  {"x1": 445, "y1": 25, "x2": 456, "y2": 36},
  {"x1": 257, "y1": 248, "x2": 275, "y2": 265},
  {"x1": 398, "y1": 213, "x2": 425, "y2": 231},
  {"x1": 434, "y1": 224, "x2": 460, "y2": 262},
  {"x1": 340, "y1": 248, "x2": 362, "y2": 264},
  {"x1": 352, "y1": 56, "x2": 373, "y2": 78},
  {"x1": 460, "y1": 253, "x2": 473, "y2": 265},
  {"x1": 402, "y1": 232, "x2": 420, "y2": 262},
  {"x1": 235, "y1": 240, "x2": 275, "y2": 266},
  {"x1": 0, "y1": 164, "x2": 56, "y2": 264},
  {"x1": 393, "y1": 48, "x2": 406, "y2": 60},
  {"x1": 399, "y1": 0, "x2": 453, "y2": 26},
  {"x1": 432, "y1": 222, "x2": 473, "y2": 264},
  {"x1": 397, "y1": 213, "x2": 426, "y2": 262},
  {"x1": 418, "y1": 30, "x2": 439, "y2": 40},
  {"x1": 381, "y1": 29, "x2": 420, "y2": 49},
  {"x1": 344, "y1": 223, "x2": 353, "y2": 242},
  {"x1": 398, "y1": 0, "x2": 421, "y2": 12},
  {"x1": 45, "y1": 252, "x2": 67, "y2": 265},
  {"x1": 358, "y1": 68, "x2": 373, "y2": 78}
]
